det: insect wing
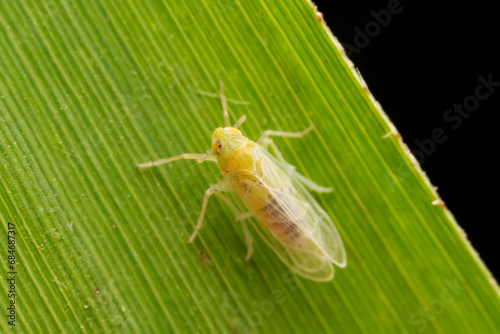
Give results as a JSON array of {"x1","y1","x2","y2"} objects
[
  {"x1": 258, "y1": 147, "x2": 346, "y2": 266},
  {"x1": 245, "y1": 212, "x2": 336, "y2": 281},
  {"x1": 239, "y1": 146, "x2": 346, "y2": 281}
]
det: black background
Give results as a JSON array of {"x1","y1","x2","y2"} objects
[{"x1": 312, "y1": 1, "x2": 499, "y2": 278}]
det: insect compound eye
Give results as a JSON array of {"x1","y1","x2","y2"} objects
[{"x1": 212, "y1": 137, "x2": 224, "y2": 156}]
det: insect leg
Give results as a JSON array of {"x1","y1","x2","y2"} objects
[
  {"x1": 257, "y1": 124, "x2": 316, "y2": 145},
  {"x1": 236, "y1": 212, "x2": 253, "y2": 221},
  {"x1": 188, "y1": 184, "x2": 222, "y2": 243},
  {"x1": 213, "y1": 192, "x2": 254, "y2": 260},
  {"x1": 265, "y1": 138, "x2": 333, "y2": 193},
  {"x1": 241, "y1": 220, "x2": 254, "y2": 261},
  {"x1": 220, "y1": 78, "x2": 230, "y2": 127},
  {"x1": 136, "y1": 153, "x2": 217, "y2": 169},
  {"x1": 291, "y1": 172, "x2": 333, "y2": 193},
  {"x1": 260, "y1": 137, "x2": 284, "y2": 160},
  {"x1": 214, "y1": 191, "x2": 244, "y2": 218}
]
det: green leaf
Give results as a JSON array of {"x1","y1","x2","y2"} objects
[{"x1": 1, "y1": 0, "x2": 499, "y2": 333}]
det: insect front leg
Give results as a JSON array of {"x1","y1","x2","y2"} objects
[
  {"x1": 136, "y1": 153, "x2": 217, "y2": 169},
  {"x1": 257, "y1": 124, "x2": 316, "y2": 147}
]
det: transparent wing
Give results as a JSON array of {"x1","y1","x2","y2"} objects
[
  {"x1": 255, "y1": 146, "x2": 347, "y2": 268},
  {"x1": 246, "y1": 213, "x2": 336, "y2": 282},
  {"x1": 229, "y1": 145, "x2": 346, "y2": 281}
]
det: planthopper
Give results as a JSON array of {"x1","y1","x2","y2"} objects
[{"x1": 137, "y1": 80, "x2": 346, "y2": 282}]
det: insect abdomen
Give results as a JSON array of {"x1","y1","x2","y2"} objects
[
  {"x1": 229, "y1": 146, "x2": 304, "y2": 244},
  {"x1": 258, "y1": 194, "x2": 302, "y2": 243}
]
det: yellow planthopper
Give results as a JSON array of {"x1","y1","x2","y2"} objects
[{"x1": 137, "y1": 80, "x2": 346, "y2": 282}]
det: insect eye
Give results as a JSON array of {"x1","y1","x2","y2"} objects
[{"x1": 212, "y1": 137, "x2": 224, "y2": 156}]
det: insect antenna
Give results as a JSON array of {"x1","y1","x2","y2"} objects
[
  {"x1": 197, "y1": 148, "x2": 213, "y2": 163},
  {"x1": 220, "y1": 78, "x2": 230, "y2": 127},
  {"x1": 234, "y1": 115, "x2": 246, "y2": 128},
  {"x1": 181, "y1": 162, "x2": 201, "y2": 172},
  {"x1": 181, "y1": 148, "x2": 213, "y2": 171}
]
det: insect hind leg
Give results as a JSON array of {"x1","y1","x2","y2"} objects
[
  {"x1": 220, "y1": 202, "x2": 254, "y2": 261},
  {"x1": 241, "y1": 220, "x2": 254, "y2": 261}
]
